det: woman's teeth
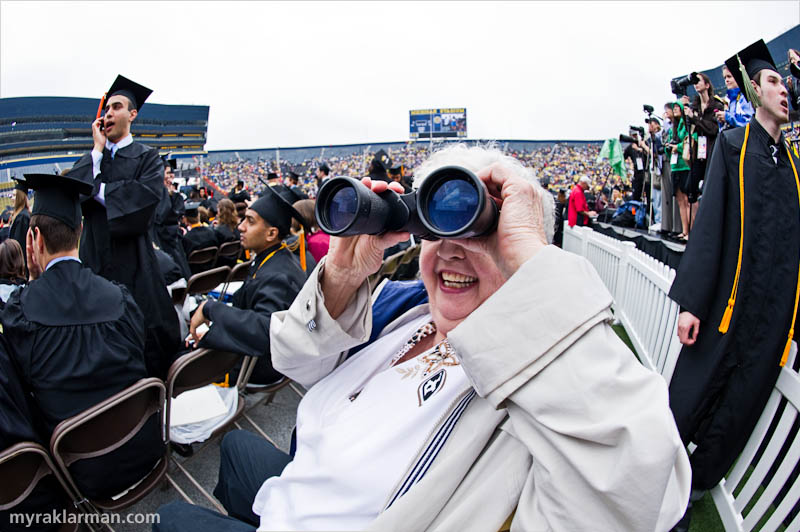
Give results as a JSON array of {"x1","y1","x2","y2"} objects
[{"x1": 441, "y1": 272, "x2": 477, "y2": 288}]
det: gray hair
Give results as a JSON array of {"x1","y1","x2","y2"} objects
[
  {"x1": 413, "y1": 144, "x2": 555, "y2": 243},
  {"x1": 579, "y1": 175, "x2": 592, "y2": 185}
]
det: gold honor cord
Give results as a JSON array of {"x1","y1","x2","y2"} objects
[
  {"x1": 718, "y1": 122, "x2": 800, "y2": 367},
  {"x1": 718, "y1": 123, "x2": 749, "y2": 334},
  {"x1": 299, "y1": 229, "x2": 307, "y2": 272},
  {"x1": 783, "y1": 143, "x2": 800, "y2": 366},
  {"x1": 252, "y1": 243, "x2": 288, "y2": 280}
]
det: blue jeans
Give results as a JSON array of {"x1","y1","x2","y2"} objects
[{"x1": 154, "y1": 430, "x2": 292, "y2": 532}]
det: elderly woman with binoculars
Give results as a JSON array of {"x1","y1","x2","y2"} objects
[{"x1": 155, "y1": 145, "x2": 690, "y2": 532}]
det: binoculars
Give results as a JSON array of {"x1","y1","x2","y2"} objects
[{"x1": 314, "y1": 166, "x2": 498, "y2": 240}]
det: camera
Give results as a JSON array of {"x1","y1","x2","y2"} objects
[
  {"x1": 629, "y1": 126, "x2": 645, "y2": 136},
  {"x1": 643, "y1": 104, "x2": 654, "y2": 114},
  {"x1": 315, "y1": 166, "x2": 498, "y2": 239},
  {"x1": 670, "y1": 72, "x2": 700, "y2": 97}
]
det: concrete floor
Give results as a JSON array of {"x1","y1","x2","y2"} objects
[{"x1": 105, "y1": 384, "x2": 303, "y2": 532}]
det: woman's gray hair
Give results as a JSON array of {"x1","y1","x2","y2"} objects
[{"x1": 412, "y1": 144, "x2": 555, "y2": 244}]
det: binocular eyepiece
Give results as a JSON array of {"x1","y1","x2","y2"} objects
[{"x1": 314, "y1": 166, "x2": 498, "y2": 240}]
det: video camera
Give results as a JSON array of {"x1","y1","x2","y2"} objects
[
  {"x1": 670, "y1": 72, "x2": 699, "y2": 97},
  {"x1": 620, "y1": 125, "x2": 645, "y2": 144},
  {"x1": 315, "y1": 166, "x2": 498, "y2": 240}
]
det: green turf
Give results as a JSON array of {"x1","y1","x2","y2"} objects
[{"x1": 611, "y1": 322, "x2": 727, "y2": 532}]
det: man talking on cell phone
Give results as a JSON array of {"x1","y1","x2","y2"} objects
[{"x1": 68, "y1": 75, "x2": 180, "y2": 379}]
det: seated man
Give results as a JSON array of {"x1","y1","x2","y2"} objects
[
  {"x1": 158, "y1": 146, "x2": 690, "y2": 532},
  {"x1": 189, "y1": 186, "x2": 307, "y2": 385},
  {"x1": 1, "y1": 173, "x2": 163, "y2": 500},
  {"x1": 181, "y1": 201, "x2": 219, "y2": 272},
  {"x1": 0, "y1": 334, "x2": 68, "y2": 532}
]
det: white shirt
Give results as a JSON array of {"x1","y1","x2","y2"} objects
[
  {"x1": 90, "y1": 134, "x2": 133, "y2": 206},
  {"x1": 253, "y1": 313, "x2": 470, "y2": 531}
]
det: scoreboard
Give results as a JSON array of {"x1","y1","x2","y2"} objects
[{"x1": 409, "y1": 108, "x2": 467, "y2": 139}]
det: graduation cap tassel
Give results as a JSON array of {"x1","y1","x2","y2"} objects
[
  {"x1": 737, "y1": 54, "x2": 762, "y2": 108},
  {"x1": 299, "y1": 229, "x2": 307, "y2": 272},
  {"x1": 95, "y1": 92, "x2": 107, "y2": 120}
]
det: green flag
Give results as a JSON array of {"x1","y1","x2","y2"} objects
[{"x1": 596, "y1": 138, "x2": 627, "y2": 179}]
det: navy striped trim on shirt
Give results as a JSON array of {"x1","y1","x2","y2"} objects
[{"x1": 385, "y1": 389, "x2": 477, "y2": 509}]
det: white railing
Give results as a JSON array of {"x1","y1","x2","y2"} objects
[
  {"x1": 564, "y1": 225, "x2": 800, "y2": 531},
  {"x1": 562, "y1": 225, "x2": 682, "y2": 383}
]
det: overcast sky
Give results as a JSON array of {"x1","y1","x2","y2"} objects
[{"x1": 1, "y1": 1, "x2": 798, "y2": 151}]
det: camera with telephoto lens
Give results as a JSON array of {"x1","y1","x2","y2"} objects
[
  {"x1": 314, "y1": 166, "x2": 498, "y2": 240},
  {"x1": 643, "y1": 104, "x2": 655, "y2": 114},
  {"x1": 670, "y1": 72, "x2": 700, "y2": 97}
]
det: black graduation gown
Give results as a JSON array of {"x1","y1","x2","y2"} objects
[
  {"x1": 0, "y1": 260, "x2": 164, "y2": 500},
  {"x1": 182, "y1": 225, "x2": 219, "y2": 268},
  {"x1": 153, "y1": 186, "x2": 191, "y2": 279},
  {"x1": 155, "y1": 247, "x2": 185, "y2": 286},
  {"x1": 213, "y1": 224, "x2": 241, "y2": 268},
  {"x1": 9, "y1": 208, "x2": 30, "y2": 270},
  {"x1": 229, "y1": 189, "x2": 251, "y2": 203},
  {"x1": 72, "y1": 142, "x2": 181, "y2": 379},
  {"x1": 667, "y1": 117, "x2": 800, "y2": 490},
  {"x1": 199, "y1": 244, "x2": 306, "y2": 384},
  {"x1": 0, "y1": 334, "x2": 68, "y2": 532}
]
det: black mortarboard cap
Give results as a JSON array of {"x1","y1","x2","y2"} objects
[
  {"x1": 184, "y1": 201, "x2": 200, "y2": 218},
  {"x1": 267, "y1": 172, "x2": 280, "y2": 180},
  {"x1": 725, "y1": 39, "x2": 777, "y2": 106},
  {"x1": 287, "y1": 170, "x2": 300, "y2": 179},
  {"x1": 249, "y1": 185, "x2": 307, "y2": 237},
  {"x1": 372, "y1": 149, "x2": 392, "y2": 171},
  {"x1": 106, "y1": 75, "x2": 152, "y2": 111},
  {"x1": 24, "y1": 173, "x2": 93, "y2": 230},
  {"x1": 161, "y1": 155, "x2": 177, "y2": 171},
  {"x1": 13, "y1": 176, "x2": 28, "y2": 192},
  {"x1": 389, "y1": 164, "x2": 403, "y2": 175}
]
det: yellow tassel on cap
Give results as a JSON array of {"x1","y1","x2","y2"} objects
[
  {"x1": 299, "y1": 229, "x2": 307, "y2": 272},
  {"x1": 781, "y1": 335, "x2": 793, "y2": 367},
  {"x1": 719, "y1": 301, "x2": 734, "y2": 334}
]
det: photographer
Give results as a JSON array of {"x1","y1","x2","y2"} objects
[
  {"x1": 683, "y1": 73, "x2": 724, "y2": 203},
  {"x1": 641, "y1": 116, "x2": 664, "y2": 224},
  {"x1": 623, "y1": 127, "x2": 647, "y2": 202},
  {"x1": 665, "y1": 101, "x2": 691, "y2": 240}
]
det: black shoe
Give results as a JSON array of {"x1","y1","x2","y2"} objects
[{"x1": 170, "y1": 442, "x2": 194, "y2": 457}]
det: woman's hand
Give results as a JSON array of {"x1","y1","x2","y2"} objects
[
  {"x1": 452, "y1": 163, "x2": 548, "y2": 280},
  {"x1": 322, "y1": 178, "x2": 410, "y2": 318}
]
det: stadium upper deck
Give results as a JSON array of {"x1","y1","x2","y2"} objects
[{"x1": 0, "y1": 96, "x2": 209, "y2": 169}]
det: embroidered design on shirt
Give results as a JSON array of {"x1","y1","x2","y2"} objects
[
  {"x1": 395, "y1": 364, "x2": 422, "y2": 380},
  {"x1": 417, "y1": 369, "x2": 447, "y2": 406},
  {"x1": 419, "y1": 340, "x2": 459, "y2": 377}
]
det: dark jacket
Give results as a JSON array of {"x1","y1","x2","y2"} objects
[{"x1": 71, "y1": 141, "x2": 181, "y2": 379}]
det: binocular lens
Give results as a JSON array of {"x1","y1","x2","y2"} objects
[
  {"x1": 315, "y1": 165, "x2": 497, "y2": 239},
  {"x1": 426, "y1": 178, "x2": 479, "y2": 234},
  {"x1": 328, "y1": 186, "x2": 358, "y2": 232}
]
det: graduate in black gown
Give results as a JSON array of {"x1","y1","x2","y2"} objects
[
  {"x1": 0, "y1": 172, "x2": 164, "y2": 501},
  {"x1": 8, "y1": 177, "x2": 30, "y2": 272},
  {"x1": 228, "y1": 180, "x2": 251, "y2": 204},
  {"x1": 0, "y1": 334, "x2": 68, "y2": 532},
  {"x1": 69, "y1": 75, "x2": 180, "y2": 379},
  {"x1": 181, "y1": 201, "x2": 219, "y2": 273},
  {"x1": 153, "y1": 157, "x2": 191, "y2": 279},
  {"x1": 668, "y1": 40, "x2": 800, "y2": 505},
  {"x1": 189, "y1": 186, "x2": 307, "y2": 385}
]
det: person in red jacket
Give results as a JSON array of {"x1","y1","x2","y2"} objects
[{"x1": 567, "y1": 176, "x2": 596, "y2": 227}]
